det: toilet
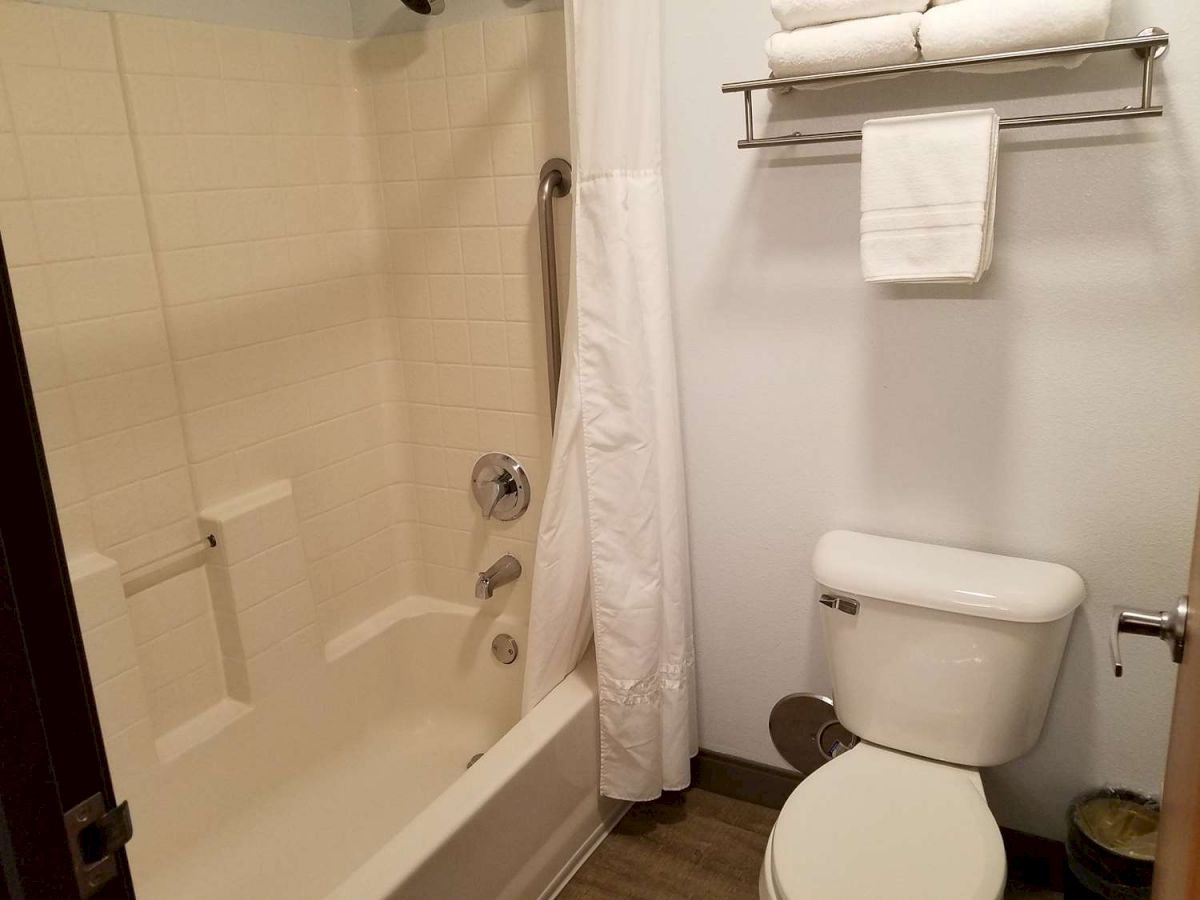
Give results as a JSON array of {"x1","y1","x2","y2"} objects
[{"x1": 761, "y1": 530, "x2": 1084, "y2": 900}]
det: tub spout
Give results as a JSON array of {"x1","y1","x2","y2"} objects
[{"x1": 476, "y1": 554, "x2": 521, "y2": 600}]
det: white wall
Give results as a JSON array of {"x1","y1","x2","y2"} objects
[{"x1": 663, "y1": 0, "x2": 1200, "y2": 839}]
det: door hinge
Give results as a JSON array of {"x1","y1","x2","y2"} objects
[{"x1": 63, "y1": 793, "x2": 133, "y2": 898}]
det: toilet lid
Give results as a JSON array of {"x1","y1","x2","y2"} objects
[{"x1": 770, "y1": 742, "x2": 1006, "y2": 900}]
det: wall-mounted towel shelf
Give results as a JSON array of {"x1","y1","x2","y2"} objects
[{"x1": 722, "y1": 27, "x2": 1169, "y2": 149}]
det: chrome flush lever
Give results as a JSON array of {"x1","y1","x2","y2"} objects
[{"x1": 1110, "y1": 597, "x2": 1187, "y2": 677}]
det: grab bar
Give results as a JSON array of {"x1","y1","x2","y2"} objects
[
  {"x1": 120, "y1": 533, "x2": 216, "y2": 595},
  {"x1": 537, "y1": 158, "x2": 572, "y2": 430}
]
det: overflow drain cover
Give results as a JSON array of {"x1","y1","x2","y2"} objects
[
  {"x1": 491, "y1": 634, "x2": 518, "y2": 664},
  {"x1": 769, "y1": 693, "x2": 858, "y2": 776}
]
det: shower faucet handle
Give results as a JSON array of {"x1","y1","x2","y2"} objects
[
  {"x1": 1109, "y1": 597, "x2": 1187, "y2": 677},
  {"x1": 470, "y1": 452, "x2": 531, "y2": 522},
  {"x1": 477, "y1": 474, "x2": 509, "y2": 519}
]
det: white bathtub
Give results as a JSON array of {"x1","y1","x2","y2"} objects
[{"x1": 121, "y1": 597, "x2": 625, "y2": 899}]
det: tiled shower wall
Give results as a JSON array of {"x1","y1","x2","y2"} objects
[
  {"x1": 368, "y1": 15, "x2": 567, "y2": 604},
  {"x1": 0, "y1": 0, "x2": 566, "y2": 756}
]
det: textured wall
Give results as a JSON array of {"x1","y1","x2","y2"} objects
[{"x1": 662, "y1": 0, "x2": 1200, "y2": 839}]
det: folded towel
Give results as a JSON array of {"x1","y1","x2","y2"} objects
[
  {"x1": 920, "y1": 0, "x2": 1112, "y2": 71},
  {"x1": 770, "y1": 0, "x2": 928, "y2": 30},
  {"x1": 860, "y1": 109, "x2": 999, "y2": 284},
  {"x1": 765, "y1": 13, "x2": 922, "y2": 78}
]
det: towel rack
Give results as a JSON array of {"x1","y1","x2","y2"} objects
[
  {"x1": 120, "y1": 533, "x2": 217, "y2": 595},
  {"x1": 722, "y1": 27, "x2": 1169, "y2": 149}
]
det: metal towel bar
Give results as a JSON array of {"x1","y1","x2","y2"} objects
[
  {"x1": 120, "y1": 533, "x2": 216, "y2": 595},
  {"x1": 537, "y1": 158, "x2": 571, "y2": 430},
  {"x1": 723, "y1": 27, "x2": 1169, "y2": 149}
]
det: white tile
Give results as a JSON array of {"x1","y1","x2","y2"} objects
[
  {"x1": 408, "y1": 80, "x2": 449, "y2": 132},
  {"x1": 443, "y1": 22, "x2": 484, "y2": 76},
  {"x1": 81, "y1": 614, "x2": 138, "y2": 683},
  {"x1": 167, "y1": 20, "x2": 220, "y2": 78},
  {"x1": 65, "y1": 71, "x2": 126, "y2": 135},
  {"x1": 68, "y1": 552, "x2": 127, "y2": 631},
  {"x1": 484, "y1": 18, "x2": 527, "y2": 72},
  {"x1": 5, "y1": 65, "x2": 73, "y2": 134},
  {"x1": 403, "y1": 31, "x2": 444, "y2": 81},
  {"x1": 31, "y1": 198, "x2": 94, "y2": 261},
  {"x1": 123, "y1": 74, "x2": 180, "y2": 134},
  {"x1": 79, "y1": 135, "x2": 140, "y2": 196},
  {"x1": 20, "y1": 134, "x2": 86, "y2": 198},
  {"x1": 490, "y1": 123, "x2": 534, "y2": 175},
  {"x1": 114, "y1": 14, "x2": 174, "y2": 75},
  {"x1": 215, "y1": 26, "x2": 263, "y2": 81},
  {"x1": 0, "y1": 132, "x2": 27, "y2": 200},
  {"x1": 93, "y1": 668, "x2": 150, "y2": 734},
  {"x1": 486, "y1": 70, "x2": 531, "y2": 124},
  {"x1": 526, "y1": 11, "x2": 567, "y2": 70},
  {"x1": 0, "y1": 3, "x2": 59, "y2": 67}
]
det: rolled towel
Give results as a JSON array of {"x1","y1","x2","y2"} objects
[
  {"x1": 766, "y1": 13, "x2": 921, "y2": 78},
  {"x1": 860, "y1": 108, "x2": 1000, "y2": 284},
  {"x1": 920, "y1": 0, "x2": 1112, "y2": 71},
  {"x1": 770, "y1": 0, "x2": 928, "y2": 30}
]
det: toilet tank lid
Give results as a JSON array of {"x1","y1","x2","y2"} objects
[{"x1": 812, "y1": 530, "x2": 1085, "y2": 623}]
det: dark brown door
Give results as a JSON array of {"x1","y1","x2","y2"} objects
[
  {"x1": 1152, "y1": 498, "x2": 1200, "y2": 900},
  {"x1": 0, "y1": 234, "x2": 136, "y2": 898}
]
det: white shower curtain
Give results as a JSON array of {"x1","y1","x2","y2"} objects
[{"x1": 520, "y1": 0, "x2": 697, "y2": 801}]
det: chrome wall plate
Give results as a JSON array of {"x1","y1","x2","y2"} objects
[
  {"x1": 471, "y1": 452, "x2": 531, "y2": 521},
  {"x1": 491, "y1": 633, "x2": 519, "y2": 664},
  {"x1": 769, "y1": 693, "x2": 859, "y2": 776}
]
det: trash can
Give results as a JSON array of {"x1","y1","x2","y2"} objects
[{"x1": 1065, "y1": 789, "x2": 1158, "y2": 900}]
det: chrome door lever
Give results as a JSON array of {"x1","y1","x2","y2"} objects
[{"x1": 1110, "y1": 596, "x2": 1187, "y2": 677}]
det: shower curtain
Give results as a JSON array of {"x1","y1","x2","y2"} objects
[{"x1": 521, "y1": 0, "x2": 698, "y2": 801}]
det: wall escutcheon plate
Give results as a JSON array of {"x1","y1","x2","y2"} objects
[{"x1": 471, "y1": 452, "x2": 531, "y2": 521}]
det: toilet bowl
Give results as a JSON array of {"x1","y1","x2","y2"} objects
[
  {"x1": 760, "y1": 742, "x2": 1005, "y2": 900},
  {"x1": 761, "y1": 530, "x2": 1083, "y2": 899}
]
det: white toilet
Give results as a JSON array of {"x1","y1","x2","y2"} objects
[{"x1": 761, "y1": 530, "x2": 1084, "y2": 900}]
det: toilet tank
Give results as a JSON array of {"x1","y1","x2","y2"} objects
[{"x1": 813, "y1": 531, "x2": 1084, "y2": 768}]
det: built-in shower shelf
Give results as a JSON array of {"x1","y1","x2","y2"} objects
[
  {"x1": 155, "y1": 698, "x2": 252, "y2": 763},
  {"x1": 722, "y1": 27, "x2": 1169, "y2": 149}
]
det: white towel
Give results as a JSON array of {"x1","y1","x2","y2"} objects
[
  {"x1": 920, "y1": 0, "x2": 1112, "y2": 71},
  {"x1": 770, "y1": 0, "x2": 928, "y2": 30},
  {"x1": 765, "y1": 13, "x2": 921, "y2": 78},
  {"x1": 860, "y1": 109, "x2": 999, "y2": 284}
]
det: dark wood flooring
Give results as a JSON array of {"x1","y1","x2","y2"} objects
[{"x1": 558, "y1": 788, "x2": 1063, "y2": 900}]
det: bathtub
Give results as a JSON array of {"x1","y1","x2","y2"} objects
[{"x1": 120, "y1": 597, "x2": 626, "y2": 899}]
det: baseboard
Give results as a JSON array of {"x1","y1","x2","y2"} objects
[
  {"x1": 691, "y1": 748, "x2": 803, "y2": 810},
  {"x1": 540, "y1": 800, "x2": 632, "y2": 900},
  {"x1": 1000, "y1": 825, "x2": 1066, "y2": 891},
  {"x1": 691, "y1": 747, "x2": 1066, "y2": 892}
]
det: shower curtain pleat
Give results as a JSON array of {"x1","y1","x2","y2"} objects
[{"x1": 521, "y1": 0, "x2": 697, "y2": 802}]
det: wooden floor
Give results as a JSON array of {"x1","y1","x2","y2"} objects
[{"x1": 558, "y1": 789, "x2": 1062, "y2": 900}]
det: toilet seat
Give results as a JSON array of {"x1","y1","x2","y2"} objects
[{"x1": 765, "y1": 742, "x2": 1006, "y2": 900}]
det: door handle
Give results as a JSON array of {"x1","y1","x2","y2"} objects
[{"x1": 1110, "y1": 596, "x2": 1187, "y2": 677}]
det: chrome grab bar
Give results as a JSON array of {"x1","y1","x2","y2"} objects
[{"x1": 537, "y1": 158, "x2": 571, "y2": 429}]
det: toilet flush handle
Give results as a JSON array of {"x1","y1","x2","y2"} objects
[{"x1": 1109, "y1": 597, "x2": 1187, "y2": 677}]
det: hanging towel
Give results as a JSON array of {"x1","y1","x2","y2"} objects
[
  {"x1": 860, "y1": 109, "x2": 1000, "y2": 284},
  {"x1": 765, "y1": 13, "x2": 922, "y2": 78},
  {"x1": 920, "y1": 0, "x2": 1112, "y2": 71},
  {"x1": 770, "y1": 0, "x2": 928, "y2": 30}
]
